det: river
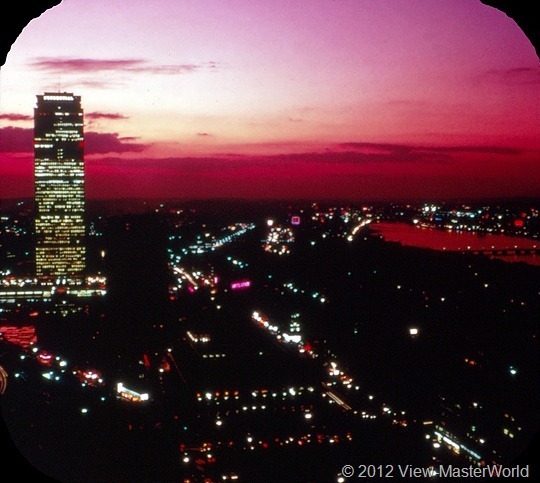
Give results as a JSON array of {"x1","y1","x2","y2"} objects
[{"x1": 370, "y1": 222, "x2": 540, "y2": 267}]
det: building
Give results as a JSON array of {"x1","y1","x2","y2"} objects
[
  {"x1": 0, "y1": 92, "x2": 105, "y2": 303},
  {"x1": 34, "y1": 93, "x2": 85, "y2": 286}
]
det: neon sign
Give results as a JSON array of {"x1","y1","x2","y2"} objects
[{"x1": 231, "y1": 280, "x2": 251, "y2": 290}]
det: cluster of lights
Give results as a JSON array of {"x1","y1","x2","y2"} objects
[
  {"x1": 42, "y1": 370, "x2": 61, "y2": 381},
  {"x1": 346, "y1": 218, "x2": 372, "y2": 242},
  {"x1": 289, "y1": 315, "x2": 301, "y2": 333},
  {"x1": 171, "y1": 266, "x2": 219, "y2": 293},
  {"x1": 282, "y1": 282, "x2": 327, "y2": 304},
  {"x1": 263, "y1": 225, "x2": 294, "y2": 255},
  {"x1": 252, "y1": 313, "x2": 372, "y2": 415},
  {"x1": 226, "y1": 256, "x2": 248, "y2": 269},
  {"x1": 311, "y1": 205, "x2": 373, "y2": 226},
  {"x1": 15, "y1": 342, "x2": 113, "y2": 415},
  {"x1": 0, "y1": 289, "x2": 50, "y2": 301},
  {"x1": 75, "y1": 369, "x2": 104, "y2": 387},
  {"x1": 430, "y1": 426, "x2": 482, "y2": 463},
  {"x1": 326, "y1": 361, "x2": 356, "y2": 390},
  {"x1": 1, "y1": 277, "x2": 39, "y2": 288},
  {"x1": 36, "y1": 350, "x2": 53, "y2": 366},
  {"x1": 359, "y1": 411, "x2": 377, "y2": 419},
  {"x1": 187, "y1": 331, "x2": 210, "y2": 343},
  {"x1": 240, "y1": 431, "x2": 353, "y2": 449},
  {"x1": 197, "y1": 390, "x2": 240, "y2": 402},
  {"x1": 116, "y1": 382, "x2": 149, "y2": 403},
  {"x1": 86, "y1": 275, "x2": 106, "y2": 285},
  {"x1": 311, "y1": 209, "x2": 336, "y2": 222},
  {"x1": 220, "y1": 402, "x2": 316, "y2": 417},
  {"x1": 252, "y1": 311, "x2": 315, "y2": 357},
  {"x1": 170, "y1": 223, "x2": 255, "y2": 260},
  {"x1": 196, "y1": 386, "x2": 316, "y2": 403},
  {"x1": 0, "y1": 218, "x2": 29, "y2": 236},
  {"x1": 502, "y1": 412, "x2": 522, "y2": 439},
  {"x1": 377, "y1": 405, "x2": 409, "y2": 423},
  {"x1": 181, "y1": 430, "x2": 352, "y2": 473},
  {"x1": 412, "y1": 204, "x2": 538, "y2": 238},
  {"x1": 212, "y1": 223, "x2": 256, "y2": 249}
]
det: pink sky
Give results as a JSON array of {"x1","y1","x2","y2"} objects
[{"x1": 1, "y1": 0, "x2": 538, "y2": 200}]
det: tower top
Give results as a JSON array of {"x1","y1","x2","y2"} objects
[{"x1": 37, "y1": 92, "x2": 79, "y2": 103}]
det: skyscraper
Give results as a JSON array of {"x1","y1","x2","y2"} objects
[{"x1": 34, "y1": 92, "x2": 86, "y2": 285}]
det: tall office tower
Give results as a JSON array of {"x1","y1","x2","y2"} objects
[{"x1": 34, "y1": 92, "x2": 86, "y2": 285}]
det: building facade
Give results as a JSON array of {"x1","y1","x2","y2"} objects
[{"x1": 34, "y1": 93, "x2": 86, "y2": 285}]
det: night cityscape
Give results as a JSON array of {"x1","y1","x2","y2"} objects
[
  {"x1": 1, "y1": 185, "x2": 540, "y2": 481},
  {"x1": 1, "y1": 2, "x2": 539, "y2": 482}
]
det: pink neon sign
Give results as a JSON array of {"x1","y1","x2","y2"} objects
[{"x1": 231, "y1": 280, "x2": 251, "y2": 290}]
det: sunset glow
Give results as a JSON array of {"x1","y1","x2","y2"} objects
[{"x1": 1, "y1": 0, "x2": 538, "y2": 200}]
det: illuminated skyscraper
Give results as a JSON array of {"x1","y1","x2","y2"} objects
[{"x1": 34, "y1": 92, "x2": 85, "y2": 285}]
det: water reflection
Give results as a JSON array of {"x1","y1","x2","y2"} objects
[{"x1": 371, "y1": 222, "x2": 540, "y2": 266}]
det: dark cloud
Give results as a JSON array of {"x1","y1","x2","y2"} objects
[
  {"x1": 30, "y1": 57, "x2": 219, "y2": 75},
  {"x1": 337, "y1": 142, "x2": 522, "y2": 156},
  {"x1": 31, "y1": 58, "x2": 145, "y2": 72},
  {"x1": 86, "y1": 112, "x2": 129, "y2": 121},
  {"x1": 0, "y1": 127, "x2": 524, "y2": 165},
  {"x1": 0, "y1": 127, "x2": 147, "y2": 154},
  {"x1": 91, "y1": 156, "x2": 254, "y2": 171},
  {"x1": 90, "y1": 140, "x2": 525, "y2": 173},
  {"x1": 85, "y1": 132, "x2": 148, "y2": 153},
  {"x1": 0, "y1": 127, "x2": 33, "y2": 152},
  {"x1": 75, "y1": 80, "x2": 124, "y2": 89},
  {"x1": 89, "y1": 153, "x2": 413, "y2": 175},
  {"x1": 270, "y1": 150, "x2": 449, "y2": 165},
  {"x1": 0, "y1": 113, "x2": 32, "y2": 122},
  {"x1": 482, "y1": 66, "x2": 540, "y2": 85}
]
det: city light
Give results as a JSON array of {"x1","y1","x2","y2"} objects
[
  {"x1": 116, "y1": 382, "x2": 149, "y2": 402},
  {"x1": 1, "y1": 160, "x2": 538, "y2": 481},
  {"x1": 34, "y1": 93, "x2": 86, "y2": 284},
  {"x1": 230, "y1": 280, "x2": 251, "y2": 290}
]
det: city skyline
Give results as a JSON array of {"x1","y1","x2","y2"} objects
[
  {"x1": 1, "y1": 196, "x2": 538, "y2": 481},
  {"x1": 1, "y1": 0, "x2": 539, "y2": 201},
  {"x1": 0, "y1": 5, "x2": 538, "y2": 480}
]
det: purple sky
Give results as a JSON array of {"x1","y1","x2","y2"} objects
[{"x1": 1, "y1": 0, "x2": 538, "y2": 200}]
